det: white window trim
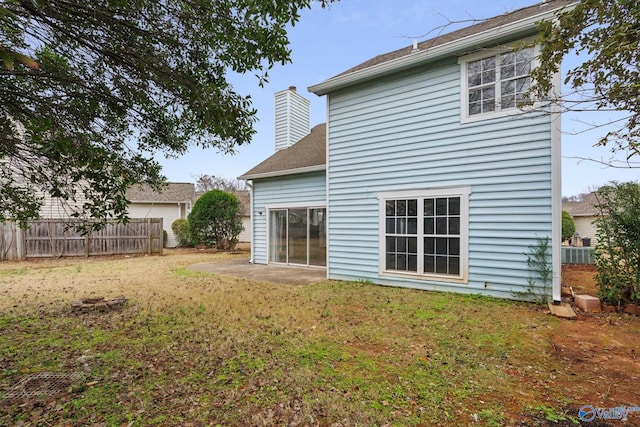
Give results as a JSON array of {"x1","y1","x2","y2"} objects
[
  {"x1": 459, "y1": 40, "x2": 539, "y2": 124},
  {"x1": 264, "y1": 202, "x2": 326, "y2": 210},
  {"x1": 378, "y1": 187, "x2": 471, "y2": 284}
]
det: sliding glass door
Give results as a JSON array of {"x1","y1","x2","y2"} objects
[
  {"x1": 269, "y1": 207, "x2": 326, "y2": 266},
  {"x1": 269, "y1": 210, "x2": 287, "y2": 263},
  {"x1": 287, "y1": 208, "x2": 308, "y2": 264},
  {"x1": 309, "y1": 208, "x2": 326, "y2": 266}
]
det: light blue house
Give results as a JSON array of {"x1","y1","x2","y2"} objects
[{"x1": 240, "y1": 0, "x2": 574, "y2": 302}]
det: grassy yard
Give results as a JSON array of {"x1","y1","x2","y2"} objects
[{"x1": 0, "y1": 250, "x2": 638, "y2": 426}]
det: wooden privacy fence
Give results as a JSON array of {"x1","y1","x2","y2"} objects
[{"x1": 1, "y1": 219, "x2": 163, "y2": 261}]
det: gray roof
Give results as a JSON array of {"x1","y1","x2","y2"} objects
[
  {"x1": 126, "y1": 182, "x2": 195, "y2": 204},
  {"x1": 310, "y1": 0, "x2": 576, "y2": 95},
  {"x1": 239, "y1": 123, "x2": 326, "y2": 180},
  {"x1": 562, "y1": 193, "x2": 599, "y2": 217}
]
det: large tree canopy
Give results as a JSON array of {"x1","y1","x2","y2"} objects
[
  {"x1": 531, "y1": 0, "x2": 640, "y2": 165},
  {"x1": 0, "y1": 0, "x2": 330, "y2": 228}
]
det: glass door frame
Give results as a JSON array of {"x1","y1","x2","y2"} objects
[{"x1": 267, "y1": 204, "x2": 326, "y2": 268}]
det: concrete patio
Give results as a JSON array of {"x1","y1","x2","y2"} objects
[{"x1": 186, "y1": 258, "x2": 328, "y2": 286}]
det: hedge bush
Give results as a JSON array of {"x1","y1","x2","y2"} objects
[
  {"x1": 188, "y1": 189, "x2": 243, "y2": 250},
  {"x1": 171, "y1": 218, "x2": 191, "y2": 247},
  {"x1": 561, "y1": 210, "x2": 575, "y2": 242},
  {"x1": 594, "y1": 181, "x2": 640, "y2": 305}
]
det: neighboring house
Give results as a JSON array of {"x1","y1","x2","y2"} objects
[
  {"x1": 234, "y1": 190, "x2": 252, "y2": 243},
  {"x1": 562, "y1": 192, "x2": 599, "y2": 247},
  {"x1": 126, "y1": 183, "x2": 195, "y2": 247},
  {"x1": 240, "y1": 1, "x2": 573, "y2": 302},
  {"x1": 38, "y1": 193, "x2": 86, "y2": 219}
]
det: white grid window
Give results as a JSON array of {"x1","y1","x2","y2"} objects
[
  {"x1": 463, "y1": 47, "x2": 533, "y2": 120},
  {"x1": 423, "y1": 196, "x2": 461, "y2": 275},
  {"x1": 379, "y1": 188, "x2": 470, "y2": 283}
]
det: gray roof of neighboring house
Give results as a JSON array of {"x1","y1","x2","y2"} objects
[
  {"x1": 238, "y1": 123, "x2": 326, "y2": 180},
  {"x1": 309, "y1": 0, "x2": 576, "y2": 95},
  {"x1": 562, "y1": 193, "x2": 599, "y2": 217},
  {"x1": 126, "y1": 182, "x2": 195, "y2": 204}
]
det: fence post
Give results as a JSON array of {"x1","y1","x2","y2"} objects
[
  {"x1": 147, "y1": 218, "x2": 152, "y2": 255},
  {"x1": 0, "y1": 223, "x2": 5, "y2": 261},
  {"x1": 159, "y1": 218, "x2": 163, "y2": 256},
  {"x1": 19, "y1": 225, "x2": 26, "y2": 260},
  {"x1": 0, "y1": 222, "x2": 7, "y2": 261}
]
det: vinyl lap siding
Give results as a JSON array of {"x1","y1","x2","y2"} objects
[
  {"x1": 327, "y1": 59, "x2": 554, "y2": 299},
  {"x1": 38, "y1": 192, "x2": 87, "y2": 219},
  {"x1": 573, "y1": 216, "x2": 597, "y2": 245},
  {"x1": 251, "y1": 171, "x2": 326, "y2": 264},
  {"x1": 239, "y1": 216, "x2": 252, "y2": 243},
  {"x1": 274, "y1": 90, "x2": 311, "y2": 151},
  {"x1": 127, "y1": 203, "x2": 178, "y2": 247},
  {"x1": 274, "y1": 93, "x2": 288, "y2": 150}
]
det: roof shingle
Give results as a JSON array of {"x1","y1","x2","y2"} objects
[
  {"x1": 126, "y1": 182, "x2": 195, "y2": 204},
  {"x1": 239, "y1": 123, "x2": 326, "y2": 179},
  {"x1": 562, "y1": 193, "x2": 599, "y2": 217},
  {"x1": 337, "y1": 1, "x2": 575, "y2": 78},
  {"x1": 309, "y1": 0, "x2": 576, "y2": 95}
]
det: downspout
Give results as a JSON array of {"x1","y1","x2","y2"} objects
[
  {"x1": 246, "y1": 179, "x2": 254, "y2": 264},
  {"x1": 551, "y1": 70, "x2": 562, "y2": 304},
  {"x1": 324, "y1": 94, "x2": 330, "y2": 280}
]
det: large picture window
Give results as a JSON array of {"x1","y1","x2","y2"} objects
[
  {"x1": 461, "y1": 47, "x2": 534, "y2": 121},
  {"x1": 379, "y1": 188, "x2": 470, "y2": 282}
]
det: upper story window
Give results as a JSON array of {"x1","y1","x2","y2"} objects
[{"x1": 460, "y1": 47, "x2": 535, "y2": 122}]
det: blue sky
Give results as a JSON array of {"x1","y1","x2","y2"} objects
[{"x1": 157, "y1": 0, "x2": 638, "y2": 197}]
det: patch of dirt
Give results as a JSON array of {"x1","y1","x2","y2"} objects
[
  {"x1": 562, "y1": 264, "x2": 598, "y2": 295},
  {"x1": 553, "y1": 264, "x2": 640, "y2": 423},
  {"x1": 551, "y1": 263, "x2": 639, "y2": 423},
  {"x1": 550, "y1": 314, "x2": 640, "y2": 408}
]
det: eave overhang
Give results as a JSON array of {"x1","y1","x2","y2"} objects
[
  {"x1": 238, "y1": 164, "x2": 326, "y2": 181},
  {"x1": 308, "y1": 3, "x2": 576, "y2": 96}
]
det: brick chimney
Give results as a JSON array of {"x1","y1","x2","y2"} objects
[{"x1": 274, "y1": 86, "x2": 310, "y2": 151}]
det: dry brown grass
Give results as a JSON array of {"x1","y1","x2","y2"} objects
[{"x1": 0, "y1": 249, "x2": 245, "y2": 311}]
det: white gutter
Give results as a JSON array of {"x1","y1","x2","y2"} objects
[
  {"x1": 324, "y1": 94, "x2": 330, "y2": 280},
  {"x1": 128, "y1": 199, "x2": 191, "y2": 205},
  {"x1": 245, "y1": 179, "x2": 254, "y2": 264},
  {"x1": 308, "y1": 3, "x2": 576, "y2": 95},
  {"x1": 551, "y1": 70, "x2": 563, "y2": 304},
  {"x1": 238, "y1": 164, "x2": 325, "y2": 181}
]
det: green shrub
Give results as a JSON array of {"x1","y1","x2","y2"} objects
[
  {"x1": 163, "y1": 229, "x2": 168, "y2": 247},
  {"x1": 561, "y1": 210, "x2": 575, "y2": 241},
  {"x1": 594, "y1": 181, "x2": 640, "y2": 305},
  {"x1": 523, "y1": 236, "x2": 552, "y2": 303},
  {"x1": 171, "y1": 218, "x2": 191, "y2": 247},
  {"x1": 188, "y1": 189, "x2": 243, "y2": 250}
]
